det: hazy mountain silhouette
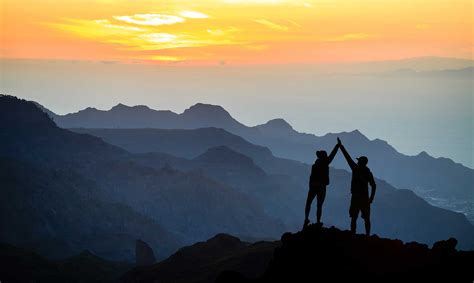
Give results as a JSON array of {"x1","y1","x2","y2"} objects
[
  {"x1": 0, "y1": 95, "x2": 284, "y2": 261},
  {"x1": 217, "y1": 225, "x2": 474, "y2": 283},
  {"x1": 71, "y1": 128, "x2": 474, "y2": 249},
  {"x1": 122, "y1": 234, "x2": 280, "y2": 283},
  {"x1": 0, "y1": 157, "x2": 180, "y2": 261},
  {"x1": 71, "y1": 127, "x2": 308, "y2": 182},
  {"x1": 45, "y1": 101, "x2": 473, "y2": 208},
  {"x1": 0, "y1": 242, "x2": 133, "y2": 282},
  {"x1": 373, "y1": 66, "x2": 474, "y2": 78}
]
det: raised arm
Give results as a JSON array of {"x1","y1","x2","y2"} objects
[
  {"x1": 327, "y1": 143, "x2": 339, "y2": 164},
  {"x1": 369, "y1": 172, "x2": 376, "y2": 203},
  {"x1": 338, "y1": 138, "x2": 356, "y2": 170}
]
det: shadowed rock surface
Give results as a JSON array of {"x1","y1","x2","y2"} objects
[
  {"x1": 217, "y1": 225, "x2": 474, "y2": 283},
  {"x1": 122, "y1": 234, "x2": 280, "y2": 283},
  {"x1": 135, "y1": 240, "x2": 156, "y2": 266}
]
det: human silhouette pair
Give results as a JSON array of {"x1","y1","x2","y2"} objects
[{"x1": 304, "y1": 137, "x2": 376, "y2": 236}]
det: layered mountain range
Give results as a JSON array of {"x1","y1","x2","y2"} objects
[
  {"x1": 45, "y1": 102, "x2": 473, "y2": 205},
  {"x1": 1, "y1": 94, "x2": 473, "y2": 267}
]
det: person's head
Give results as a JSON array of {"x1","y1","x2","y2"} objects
[
  {"x1": 356, "y1": 156, "x2": 369, "y2": 167},
  {"x1": 316, "y1": 150, "x2": 328, "y2": 160}
]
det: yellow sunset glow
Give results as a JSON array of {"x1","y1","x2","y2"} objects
[{"x1": 1, "y1": 0, "x2": 472, "y2": 64}]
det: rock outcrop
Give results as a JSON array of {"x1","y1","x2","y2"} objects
[
  {"x1": 217, "y1": 225, "x2": 474, "y2": 283},
  {"x1": 136, "y1": 239, "x2": 156, "y2": 266}
]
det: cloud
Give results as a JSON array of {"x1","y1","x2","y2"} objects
[
  {"x1": 111, "y1": 33, "x2": 245, "y2": 51},
  {"x1": 139, "y1": 33, "x2": 178, "y2": 43},
  {"x1": 179, "y1": 11, "x2": 209, "y2": 19},
  {"x1": 114, "y1": 14, "x2": 185, "y2": 26},
  {"x1": 207, "y1": 27, "x2": 240, "y2": 36},
  {"x1": 284, "y1": 19, "x2": 302, "y2": 28},
  {"x1": 94, "y1": 19, "x2": 145, "y2": 31},
  {"x1": 44, "y1": 18, "x2": 143, "y2": 39},
  {"x1": 253, "y1": 19, "x2": 289, "y2": 31},
  {"x1": 148, "y1": 55, "x2": 183, "y2": 61}
]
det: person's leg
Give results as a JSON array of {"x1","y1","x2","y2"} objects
[
  {"x1": 304, "y1": 187, "x2": 317, "y2": 225},
  {"x1": 351, "y1": 216, "x2": 357, "y2": 234},
  {"x1": 362, "y1": 198, "x2": 371, "y2": 236},
  {"x1": 349, "y1": 196, "x2": 358, "y2": 234},
  {"x1": 316, "y1": 186, "x2": 326, "y2": 224},
  {"x1": 364, "y1": 219, "x2": 371, "y2": 236}
]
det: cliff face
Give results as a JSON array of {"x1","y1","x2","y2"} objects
[{"x1": 218, "y1": 225, "x2": 474, "y2": 283}]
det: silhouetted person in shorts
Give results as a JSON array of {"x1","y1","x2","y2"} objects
[
  {"x1": 338, "y1": 137, "x2": 376, "y2": 236},
  {"x1": 304, "y1": 140, "x2": 339, "y2": 229}
]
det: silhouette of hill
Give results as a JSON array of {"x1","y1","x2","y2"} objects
[
  {"x1": 0, "y1": 242, "x2": 132, "y2": 282},
  {"x1": 122, "y1": 234, "x2": 280, "y2": 283},
  {"x1": 0, "y1": 157, "x2": 180, "y2": 261},
  {"x1": 0, "y1": 95, "x2": 284, "y2": 261},
  {"x1": 71, "y1": 128, "x2": 474, "y2": 249},
  {"x1": 71, "y1": 128, "x2": 308, "y2": 181},
  {"x1": 218, "y1": 225, "x2": 474, "y2": 283}
]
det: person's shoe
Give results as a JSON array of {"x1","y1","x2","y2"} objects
[
  {"x1": 316, "y1": 222, "x2": 323, "y2": 228},
  {"x1": 303, "y1": 219, "x2": 310, "y2": 230}
]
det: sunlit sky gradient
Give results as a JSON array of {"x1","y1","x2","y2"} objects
[{"x1": 2, "y1": 0, "x2": 473, "y2": 64}]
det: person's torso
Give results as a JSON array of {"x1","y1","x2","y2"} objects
[
  {"x1": 310, "y1": 159, "x2": 329, "y2": 185},
  {"x1": 350, "y1": 166, "x2": 372, "y2": 197}
]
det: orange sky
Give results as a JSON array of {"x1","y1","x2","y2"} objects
[{"x1": 1, "y1": 0, "x2": 473, "y2": 64}]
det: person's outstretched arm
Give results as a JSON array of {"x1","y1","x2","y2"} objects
[
  {"x1": 327, "y1": 143, "x2": 339, "y2": 165},
  {"x1": 338, "y1": 138, "x2": 356, "y2": 170},
  {"x1": 369, "y1": 172, "x2": 376, "y2": 203}
]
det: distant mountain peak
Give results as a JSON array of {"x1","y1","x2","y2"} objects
[
  {"x1": 184, "y1": 103, "x2": 230, "y2": 116},
  {"x1": 79, "y1": 107, "x2": 99, "y2": 113},
  {"x1": 417, "y1": 151, "x2": 430, "y2": 157},
  {"x1": 255, "y1": 119, "x2": 295, "y2": 136},
  {"x1": 110, "y1": 103, "x2": 153, "y2": 113},
  {"x1": 208, "y1": 233, "x2": 242, "y2": 245},
  {"x1": 110, "y1": 103, "x2": 130, "y2": 111},
  {"x1": 263, "y1": 119, "x2": 293, "y2": 130},
  {"x1": 0, "y1": 95, "x2": 57, "y2": 130}
]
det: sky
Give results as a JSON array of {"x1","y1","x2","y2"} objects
[
  {"x1": 1, "y1": 0, "x2": 473, "y2": 167},
  {"x1": 1, "y1": 0, "x2": 473, "y2": 64}
]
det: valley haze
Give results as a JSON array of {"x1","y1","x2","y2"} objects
[{"x1": 2, "y1": 57, "x2": 473, "y2": 168}]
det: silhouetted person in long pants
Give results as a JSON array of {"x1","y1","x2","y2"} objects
[
  {"x1": 304, "y1": 141, "x2": 339, "y2": 228},
  {"x1": 338, "y1": 138, "x2": 376, "y2": 236}
]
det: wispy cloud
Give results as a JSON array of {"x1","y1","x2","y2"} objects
[
  {"x1": 253, "y1": 19, "x2": 289, "y2": 31},
  {"x1": 94, "y1": 20, "x2": 145, "y2": 31},
  {"x1": 207, "y1": 27, "x2": 240, "y2": 36},
  {"x1": 179, "y1": 10, "x2": 209, "y2": 19},
  {"x1": 114, "y1": 14, "x2": 185, "y2": 26},
  {"x1": 284, "y1": 19, "x2": 302, "y2": 28},
  {"x1": 109, "y1": 33, "x2": 245, "y2": 51},
  {"x1": 148, "y1": 55, "x2": 183, "y2": 61}
]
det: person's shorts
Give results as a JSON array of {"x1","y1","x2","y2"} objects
[
  {"x1": 349, "y1": 195, "x2": 370, "y2": 219},
  {"x1": 309, "y1": 183, "x2": 326, "y2": 199}
]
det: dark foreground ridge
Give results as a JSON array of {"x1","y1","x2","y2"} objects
[{"x1": 217, "y1": 225, "x2": 474, "y2": 283}]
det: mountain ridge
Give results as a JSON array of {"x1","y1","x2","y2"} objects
[{"x1": 45, "y1": 101, "x2": 473, "y2": 210}]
